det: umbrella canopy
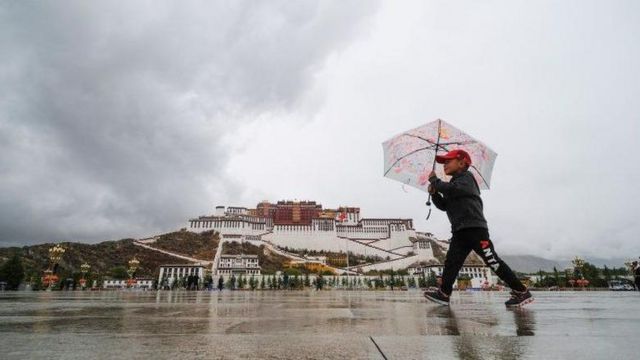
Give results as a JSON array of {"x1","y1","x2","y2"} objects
[{"x1": 382, "y1": 119, "x2": 497, "y2": 193}]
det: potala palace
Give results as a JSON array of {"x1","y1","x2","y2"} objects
[{"x1": 187, "y1": 200, "x2": 444, "y2": 273}]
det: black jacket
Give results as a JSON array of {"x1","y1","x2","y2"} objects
[{"x1": 429, "y1": 170, "x2": 488, "y2": 232}]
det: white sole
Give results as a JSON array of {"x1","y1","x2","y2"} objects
[
  {"x1": 424, "y1": 293, "x2": 450, "y2": 306},
  {"x1": 506, "y1": 297, "x2": 534, "y2": 308}
]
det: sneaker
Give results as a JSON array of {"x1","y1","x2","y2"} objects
[
  {"x1": 505, "y1": 289, "x2": 534, "y2": 308},
  {"x1": 423, "y1": 289, "x2": 450, "y2": 306}
]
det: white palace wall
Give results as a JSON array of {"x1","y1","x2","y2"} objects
[
  {"x1": 188, "y1": 218, "x2": 268, "y2": 236},
  {"x1": 261, "y1": 226, "x2": 416, "y2": 259},
  {"x1": 187, "y1": 211, "x2": 426, "y2": 263}
]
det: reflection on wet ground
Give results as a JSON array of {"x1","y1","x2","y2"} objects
[{"x1": 0, "y1": 290, "x2": 638, "y2": 359}]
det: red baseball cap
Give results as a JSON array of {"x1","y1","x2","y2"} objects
[{"x1": 435, "y1": 149, "x2": 472, "y2": 165}]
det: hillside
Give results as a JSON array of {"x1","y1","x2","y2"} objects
[
  {"x1": 147, "y1": 230, "x2": 218, "y2": 260},
  {"x1": 0, "y1": 232, "x2": 217, "y2": 281}
]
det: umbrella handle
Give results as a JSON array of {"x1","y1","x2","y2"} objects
[{"x1": 425, "y1": 119, "x2": 441, "y2": 221}]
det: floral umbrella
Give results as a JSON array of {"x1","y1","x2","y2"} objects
[{"x1": 382, "y1": 119, "x2": 497, "y2": 193}]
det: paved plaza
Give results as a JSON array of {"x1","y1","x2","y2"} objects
[{"x1": 0, "y1": 290, "x2": 638, "y2": 359}]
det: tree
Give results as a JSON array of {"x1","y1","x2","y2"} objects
[
  {"x1": 227, "y1": 275, "x2": 236, "y2": 290},
  {"x1": 109, "y1": 266, "x2": 128, "y2": 280},
  {"x1": 31, "y1": 273, "x2": 43, "y2": 291},
  {"x1": 537, "y1": 269, "x2": 545, "y2": 286},
  {"x1": 0, "y1": 253, "x2": 24, "y2": 290},
  {"x1": 581, "y1": 262, "x2": 606, "y2": 287},
  {"x1": 418, "y1": 273, "x2": 428, "y2": 288},
  {"x1": 534, "y1": 272, "x2": 557, "y2": 288},
  {"x1": 204, "y1": 275, "x2": 213, "y2": 290},
  {"x1": 388, "y1": 274, "x2": 396, "y2": 290},
  {"x1": 375, "y1": 278, "x2": 384, "y2": 289},
  {"x1": 160, "y1": 277, "x2": 169, "y2": 290},
  {"x1": 603, "y1": 266, "x2": 611, "y2": 282}
]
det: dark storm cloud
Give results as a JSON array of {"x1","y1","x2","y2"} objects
[{"x1": 0, "y1": 1, "x2": 378, "y2": 246}]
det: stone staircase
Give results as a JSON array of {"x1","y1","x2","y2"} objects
[{"x1": 133, "y1": 240, "x2": 212, "y2": 266}]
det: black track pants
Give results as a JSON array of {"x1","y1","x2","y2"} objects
[{"x1": 440, "y1": 227, "x2": 526, "y2": 295}]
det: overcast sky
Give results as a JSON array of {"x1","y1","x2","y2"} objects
[{"x1": 1, "y1": 1, "x2": 639, "y2": 260}]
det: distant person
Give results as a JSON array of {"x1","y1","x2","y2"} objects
[
  {"x1": 316, "y1": 274, "x2": 324, "y2": 290},
  {"x1": 217, "y1": 276, "x2": 224, "y2": 291},
  {"x1": 634, "y1": 261, "x2": 640, "y2": 291},
  {"x1": 423, "y1": 149, "x2": 533, "y2": 308}
]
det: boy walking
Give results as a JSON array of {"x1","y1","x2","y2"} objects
[{"x1": 422, "y1": 149, "x2": 533, "y2": 307}]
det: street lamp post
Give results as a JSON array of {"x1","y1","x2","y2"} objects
[
  {"x1": 80, "y1": 263, "x2": 91, "y2": 290},
  {"x1": 571, "y1": 256, "x2": 586, "y2": 290},
  {"x1": 127, "y1": 257, "x2": 140, "y2": 288},
  {"x1": 43, "y1": 245, "x2": 65, "y2": 290}
]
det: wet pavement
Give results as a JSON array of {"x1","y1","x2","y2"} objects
[{"x1": 0, "y1": 290, "x2": 638, "y2": 359}]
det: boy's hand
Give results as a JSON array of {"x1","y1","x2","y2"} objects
[
  {"x1": 428, "y1": 184, "x2": 435, "y2": 194},
  {"x1": 428, "y1": 170, "x2": 437, "y2": 180}
]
